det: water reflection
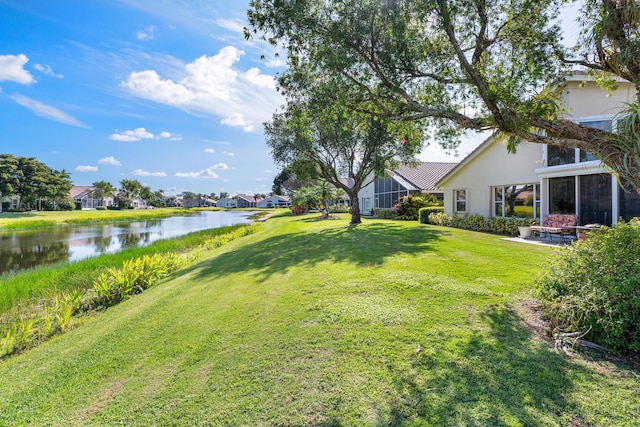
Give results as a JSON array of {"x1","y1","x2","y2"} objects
[{"x1": 0, "y1": 211, "x2": 253, "y2": 275}]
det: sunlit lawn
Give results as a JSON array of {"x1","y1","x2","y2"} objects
[
  {"x1": 0, "y1": 207, "x2": 219, "y2": 229},
  {"x1": 0, "y1": 213, "x2": 637, "y2": 426}
]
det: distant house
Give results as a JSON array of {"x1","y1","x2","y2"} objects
[
  {"x1": 182, "y1": 197, "x2": 217, "y2": 208},
  {"x1": 257, "y1": 195, "x2": 291, "y2": 208},
  {"x1": 216, "y1": 197, "x2": 237, "y2": 208},
  {"x1": 236, "y1": 194, "x2": 263, "y2": 208},
  {"x1": 357, "y1": 162, "x2": 458, "y2": 213},
  {"x1": 70, "y1": 185, "x2": 115, "y2": 209},
  {"x1": 0, "y1": 195, "x2": 20, "y2": 212}
]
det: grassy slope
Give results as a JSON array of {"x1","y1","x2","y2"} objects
[{"x1": 0, "y1": 214, "x2": 637, "y2": 426}]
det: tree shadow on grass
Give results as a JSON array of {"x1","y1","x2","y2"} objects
[
  {"x1": 190, "y1": 220, "x2": 448, "y2": 282},
  {"x1": 379, "y1": 305, "x2": 595, "y2": 426}
]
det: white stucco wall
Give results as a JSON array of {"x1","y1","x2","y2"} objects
[
  {"x1": 440, "y1": 137, "x2": 543, "y2": 217},
  {"x1": 562, "y1": 79, "x2": 636, "y2": 119},
  {"x1": 358, "y1": 178, "x2": 375, "y2": 213},
  {"x1": 437, "y1": 78, "x2": 637, "y2": 221}
]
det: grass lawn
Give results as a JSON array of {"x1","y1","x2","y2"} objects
[
  {"x1": 0, "y1": 207, "x2": 222, "y2": 229},
  {"x1": 0, "y1": 213, "x2": 637, "y2": 426}
]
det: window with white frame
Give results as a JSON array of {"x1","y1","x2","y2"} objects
[
  {"x1": 547, "y1": 118, "x2": 614, "y2": 166},
  {"x1": 492, "y1": 184, "x2": 540, "y2": 218},
  {"x1": 454, "y1": 189, "x2": 466, "y2": 213}
]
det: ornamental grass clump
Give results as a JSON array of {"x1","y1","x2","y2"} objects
[
  {"x1": 536, "y1": 220, "x2": 640, "y2": 354},
  {"x1": 91, "y1": 253, "x2": 185, "y2": 308}
]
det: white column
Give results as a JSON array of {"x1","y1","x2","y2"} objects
[{"x1": 611, "y1": 174, "x2": 619, "y2": 224}]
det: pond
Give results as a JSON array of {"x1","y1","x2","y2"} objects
[{"x1": 0, "y1": 210, "x2": 254, "y2": 275}]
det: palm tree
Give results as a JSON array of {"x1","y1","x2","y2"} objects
[
  {"x1": 314, "y1": 181, "x2": 337, "y2": 217},
  {"x1": 291, "y1": 186, "x2": 318, "y2": 212}
]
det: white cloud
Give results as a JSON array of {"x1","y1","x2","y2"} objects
[
  {"x1": 266, "y1": 58, "x2": 286, "y2": 68},
  {"x1": 221, "y1": 113, "x2": 254, "y2": 132},
  {"x1": 98, "y1": 156, "x2": 122, "y2": 166},
  {"x1": 110, "y1": 127, "x2": 155, "y2": 142},
  {"x1": 33, "y1": 64, "x2": 63, "y2": 78},
  {"x1": 175, "y1": 168, "x2": 219, "y2": 179},
  {"x1": 223, "y1": 151, "x2": 235, "y2": 157},
  {"x1": 212, "y1": 163, "x2": 229, "y2": 170},
  {"x1": 215, "y1": 19, "x2": 245, "y2": 34},
  {"x1": 0, "y1": 54, "x2": 35, "y2": 84},
  {"x1": 137, "y1": 25, "x2": 155, "y2": 40},
  {"x1": 121, "y1": 46, "x2": 282, "y2": 132},
  {"x1": 204, "y1": 148, "x2": 215, "y2": 154},
  {"x1": 244, "y1": 68, "x2": 276, "y2": 89},
  {"x1": 10, "y1": 94, "x2": 88, "y2": 128},
  {"x1": 132, "y1": 169, "x2": 167, "y2": 177},
  {"x1": 265, "y1": 169, "x2": 272, "y2": 173},
  {"x1": 75, "y1": 165, "x2": 98, "y2": 172},
  {"x1": 109, "y1": 128, "x2": 182, "y2": 142}
]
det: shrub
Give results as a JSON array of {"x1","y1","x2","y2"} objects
[
  {"x1": 426, "y1": 212, "x2": 538, "y2": 236},
  {"x1": 95, "y1": 206, "x2": 107, "y2": 210},
  {"x1": 419, "y1": 206, "x2": 445, "y2": 223},
  {"x1": 428, "y1": 212, "x2": 451, "y2": 226},
  {"x1": 328, "y1": 204, "x2": 350, "y2": 214},
  {"x1": 290, "y1": 205, "x2": 306, "y2": 215},
  {"x1": 391, "y1": 194, "x2": 441, "y2": 220},
  {"x1": 374, "y1": 208, "x2": 396, "y2": 219},
  {"x1": 536, "y1": 220, "x2": 640, "y2": 354}
]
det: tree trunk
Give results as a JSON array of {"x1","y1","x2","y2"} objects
[{"x1": 349, "y1": 191, "x2": 361, "y2": 224}]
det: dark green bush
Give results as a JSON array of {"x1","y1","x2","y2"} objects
[
  {"x1": 95, "y1": 206, "x2": 107, "y2": 211},
  {"x1": 536, "y1": 220, "x2": 640, "y2": 354},
  {"x1": 374, "y1": 208, "x2": 396, "y2": 219},
  {"x1": 419, "y1": 206, "x2": 445, "y2": 223},
  {"x1": 426, "y1": 212, "x2": 538, "y2": 236},
  {"x1": 329, "y1": 204, "x2": 350, "y2": 214},
  {"x1": 392, "y1": 194, "x2": 440, "y2": 220}
]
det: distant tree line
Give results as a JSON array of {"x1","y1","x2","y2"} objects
[{"x1": 0, "y1": 154, "x2": 73, "y2": 211}]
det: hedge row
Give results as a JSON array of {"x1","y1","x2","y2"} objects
[
  {"x1": 418, "y1": 207, "x2": 444, "y2": 223},
  {"x1": 425, "y1": 211, "x2": 538, "y2": 236},
  {"x1": 374, "y1": 208, "x2": 397, "y2": 219}
]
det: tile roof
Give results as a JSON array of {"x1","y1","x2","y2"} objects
[
  {"x1": 393, "y1": 162, "x2": 458, "y2": 191},
  {"x1": 69, "y1": 185, "x2": 93, "y2": 198}
]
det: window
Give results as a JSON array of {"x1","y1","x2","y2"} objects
[
  {"x1": 547, "y1": 145, "x2": 576, "y2": 166},
  {"x1": 579, "y1": 120, "x2": 613, "y2": 162},
  {"x1": 362, "y1": 197, "x2": 371, "y2": 213},
  {"x1": 547, "y1": 119, "x2": 614, "y2": 165},
  {"x1": 580, "y1": 174, "x2": 612, "y2": 225},
  {"x1": 492, "y1": 184, "x2": 539, "y2": 218},
  {"x1": 454, "y1": 189, "x2": 466, "y2": 212},
  {"x1": 619, "y1": 181, "x2": 640, "y2": 221},
  {"x1": 549, "y1": 177, "x2": 575, "y2": 214},
  {"x1": 374, "y1": 177, "x2": 409, "y2": 209}
]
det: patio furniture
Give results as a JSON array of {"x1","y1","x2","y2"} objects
[{"x1": 530, "y1": 214, "x2": 578, "y2": 242}]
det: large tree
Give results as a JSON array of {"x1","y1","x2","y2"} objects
[
  {"x1": 0, "y1": 154, "x2": 21, "y2": 212},
  {"x1": 247, "y1": 0, "x2": 640, "y2": 189},
  {"x1": 0, "y1": 155, "x2": 72, "y2": 211},
  {"x1": 264, "y1": 75, "x2": 423, "y2": 224}
]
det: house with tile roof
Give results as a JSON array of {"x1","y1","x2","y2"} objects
[
  {"x1": 70, "y1": 185, "x2": 116, "y2": 209},
  {"x1": 216, "y1": 197, "x2": 237, "y2": 208},
  {"x1": 257, "y1": 195, "x2": 291, "y2": 208},
  {"x1": 236, "y1": 194, "x2": 263, "y2": 208},
  {"x1": 357, "y1": 162, "x2": 458, "y2": 213}
]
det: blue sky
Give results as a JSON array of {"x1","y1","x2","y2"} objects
[{"x1": 0, "y1": 1, "x2": 581, "y2": 197}]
